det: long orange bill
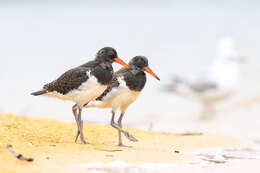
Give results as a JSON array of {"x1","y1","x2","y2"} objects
[
  {"x1": 114, "y1": 58, "x2": 129, "y2": 69},
  {"x1": 144, "y1": 66, "x2": 160, "y2": 81}
]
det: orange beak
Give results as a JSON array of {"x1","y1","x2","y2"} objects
[
  {"x1": 144, "y1": 66, "x2": 160, "y2": 81},
  {"x1": 114, "y1": 58, "x2": 129, "y2": 69}
]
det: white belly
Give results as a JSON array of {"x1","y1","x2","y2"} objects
[
  {"x1": 43, "y1": 75, "x2": 107, "y2": 107},
  {"x1": 87, "y1": 85, "x2": 140, "y2": 112}
]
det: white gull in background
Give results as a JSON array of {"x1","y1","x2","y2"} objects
[{"x1": 164, "y1": 38, "x2": 246, "y2": 120}]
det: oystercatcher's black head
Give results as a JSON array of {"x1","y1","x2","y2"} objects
[
  {"x1": 129, "y1": 56, "x2": 160, "y2": 80},
  {"x1": 96, "y1": 47, "x2": 129, "y2": 69}
]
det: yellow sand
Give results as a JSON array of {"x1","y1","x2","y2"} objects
[{"x1": 0, "y1": 114, "x2": 246, "y2": 173}]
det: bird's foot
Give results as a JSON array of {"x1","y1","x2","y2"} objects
[
  {"x1": 81, "y1": 139, "x2": 91, "y2": 145},
  {"x1": 123, "y1": 131, "x2": 138, "y2": 142},
  {"x1": 118, "y1": 142, "x2": 131, "y2": 147}
]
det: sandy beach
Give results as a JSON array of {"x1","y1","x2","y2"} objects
[
  {"x1": 1, "y1": 1, "x2": 260, "y2": 172},
  {"x1": 0, "y1": 114, "x2": 251, "y2": 173}
]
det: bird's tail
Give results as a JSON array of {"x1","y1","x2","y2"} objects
[{"x1": 31, "y1": 89, "x2": 48, "y2": 96}]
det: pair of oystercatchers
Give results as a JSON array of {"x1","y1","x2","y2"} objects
[{"x1": 31, "y1": 47, "x2": 160, "y2": 146}]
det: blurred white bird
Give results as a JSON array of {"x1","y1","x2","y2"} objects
[{"x1": 164, "y1": 37, "x2": 246, "y2": 120}]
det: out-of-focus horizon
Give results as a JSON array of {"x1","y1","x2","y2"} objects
[{"x1": 1, "y1": 0, "x2": 260, "y2": 140}]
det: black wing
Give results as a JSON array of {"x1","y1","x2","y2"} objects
[
  {"x1": 43, "y1": 67, "x2": 90, "y2": 95},
  {"x1": 96, "y1": 68, "x2": 128, "y2": 100}
]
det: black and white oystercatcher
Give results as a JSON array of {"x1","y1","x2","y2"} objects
[
  {"x1": 83, "y1": 56, "x2": 160, "y2": 146},
  {"x1": 31, "y1": 47, "x2": 129, "y2": 144}
]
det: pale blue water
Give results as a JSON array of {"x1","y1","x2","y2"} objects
[{"x1": 1, "y1": 1, "x2": 260, "y2": 140}]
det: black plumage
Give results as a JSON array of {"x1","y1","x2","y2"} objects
[
  {"x1": 85, "y1": 56, "x2": 160, "y2": 146},
  {"x1": 95, "y1": 72, "x2": 121, "y2": 101},
  {"x1": 96, "y1": 56, "x2": 148, "y2": 101},
  {"x1": 32, "y1": 47, "x2": 119, "y2": 96},
  {"x1": 43, "y1": 67, "x2": 90, "y2": 95},
  {"x1": 123, "y1": 70, "x2": 146, "y2": 91},
  {"x1": 42, "y1": 61, "x2": 114, "y2": 95},
  {"x1": 96, "y1": 68, "x2": 146, "y2": 101},
  {"x1": 31, "y1": 47, "x2": 129, "y2": 145}
]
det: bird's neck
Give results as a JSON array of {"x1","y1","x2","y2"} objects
[{"x1": 99, "y1": 61, "x2": 113, "y2": 70}]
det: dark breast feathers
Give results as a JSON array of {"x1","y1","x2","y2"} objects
[
  {"x1": 96, "y1": 68, "x2": 146, "y2": 101},
  {"x1": 91, "y1": 65, "x2": 113, "y2": 85},
  {"x1": 124, "y1": 70, "x2": 146, "y2": 91}
]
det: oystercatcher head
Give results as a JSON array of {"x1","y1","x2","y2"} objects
[
  {"x1": 85, "y1": 55, "x2": 160, "y2": 146},
  {"x1": 95, "y1": 47, "x2": 128, "y2": 68},
  {"x1": 129, "y1": 56, "x2": 160, "y2": 81},
  {"x1": 31, "y1": 47, "x2": 129, "y2": 144}
]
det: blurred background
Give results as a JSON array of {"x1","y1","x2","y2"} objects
[{"x1": 1, "y1": 0, "x2": 260, "y2": 143}]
